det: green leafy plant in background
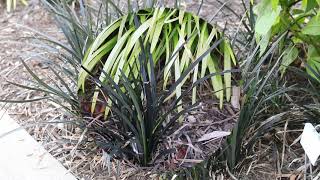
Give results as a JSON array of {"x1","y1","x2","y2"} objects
[
  {"x1": 5, "y1": 0, "x2": 28, "y2": 12},
  {"x1": 78, "y1": 8, "x2": 237, "y2": 119},
  {"x1": 253, "y1": 0, "x2": 320, "y2": 81},
  {"x1": 207, "y1": 0, "x2": 320, "y2": 176}
]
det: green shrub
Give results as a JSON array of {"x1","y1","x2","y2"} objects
[{"x1": 253, "y1": 0, "x2": 320, "y2": 81}]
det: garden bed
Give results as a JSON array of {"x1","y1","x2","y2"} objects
[
  {"x1": 0, "y1": 0, "x2": 242, "y2": 178},
  {"x1": 1, "y1": 0, "x2": 319, "y2": 179}
]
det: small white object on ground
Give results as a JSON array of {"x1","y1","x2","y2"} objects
[
  {"x1": 0, "y1": 111, "x2": 77, "y2": 180},
  {"x1": 231, "y1": 86, "x2": 241, "y2": 109},
  {"x1": 300, "y1": 123, "x2": 320, "y2": 166},
  {"x1": 197, "y1": 131, "x2": 231, "y2": 142}
]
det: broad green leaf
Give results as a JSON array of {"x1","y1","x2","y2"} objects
[
  {"x1": 255, "y1": 5, "x2": 281, "y2": 35},
  {"x1": 253, "y1": 0, "x2": 270, "y2": 16},
  {"x1": 307, "y1": 57, "x2": 320, "y2": 81},
  {"x1": 257, "y1": 30, "x2": 271, "y2": 56},
  {"x1": 302, "y1": 0, "x2": 318, "y2": 11},
  {"x1": 308, "y1": 45, "x2": 320, "y2": 58},
  {"x1": 280, "y1": 45, "x2": 299, "y2": 77},
  {"x1": 302, "y1": 15, "x2": 320, "y2": 35},
  {"x1": 306, "y1": 45, "x2": 320, "y2": 81},
  {"x1": 271, "y1": 0, "x2": 279, "y2": 10}
]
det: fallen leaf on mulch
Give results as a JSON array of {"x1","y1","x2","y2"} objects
[{"x1": 197, "y1": 131, "x2": 231, "y2": 142}]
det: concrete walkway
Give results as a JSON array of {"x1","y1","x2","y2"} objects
[{"x1": 0, "y1": 111, "x2": 77, "y2": 180}]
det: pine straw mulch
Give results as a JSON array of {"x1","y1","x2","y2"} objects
[
  {"x1": 158, "y1": 101, "x2": 238, "y2": 168},
  {"x1": 236, "y1": 109, "x2": 320, "y2": 180},
  {"x1": 2, "y1": 0, "x2": 319, "y2": 180}
]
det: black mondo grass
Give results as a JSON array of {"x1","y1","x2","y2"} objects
[
  {"x1": 75, "y1": 8, "x2": 239, "y2": 167},
  {"x1": 7, "y1": 0, "x2": 317, "y2": 179},
  {"x1": 79, "y1": 12, "x2": 239, "y2": 166},
  {"x1": 78, "y1": 7, "x2": 237, "y2": 120},
  {"x1": 1, "y1": 0, "x2": 239, "y2": 172}
]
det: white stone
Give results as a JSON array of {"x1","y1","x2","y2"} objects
[
  {"x1": 300, "y1": 123, "x2": 320, "y2": 166},
  {"x1": 0, "y1": 111, "x2": 77, "y2": 180}
]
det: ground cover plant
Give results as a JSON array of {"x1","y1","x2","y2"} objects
[
  {"x1": 1, "y1": 0, "x2": 239, "y2": 173},
  {"x1": 1, "y1": 0, "x2": 320, "y2": 179},
  {"x1": 79, "y1": 7, "x2": 236, "y2": 119},
  {"x1": 164, "y1": 0, "x2": 320, "y2": 179}
]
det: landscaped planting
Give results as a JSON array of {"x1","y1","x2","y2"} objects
[{"x1": 1, "y1": 0, "x2": 319, "y2": 179}]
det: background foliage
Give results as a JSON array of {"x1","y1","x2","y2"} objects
[{"x1": 254, "y1": 0, "x2": 320, "y2": 81}]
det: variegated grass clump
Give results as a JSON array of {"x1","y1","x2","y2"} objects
[
  {"x1": 78, "y1": 8, "x2": 236, "y2": 119},
  {"x1": 2, "y1": 1, "x2": 238, "y2": 168},
  {"x1": 5, "y1": 0, "x2": 28, "y2": 12}
]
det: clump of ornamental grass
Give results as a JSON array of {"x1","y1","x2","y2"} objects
[
  {"x1": 81, "y1": 29, "x2": 232, "y2": 166},
  {"x1": 165, "y1": 0, "x2": 320, "y2": 177},
  {"x1": 77, "y1": 8, "x2": 238, "y2": 166},
  {"x1": 163, "y1": 32, "x2": 293, "y2": 180},
  {"x1": 78, "y1": 7, "x2": 236, "y2": 120},
  {"x1": 4, "y1": 0, "x2": 28, "y2": 12},
  {"x1": 1, "y1": 0, "x2": 239, "y2": 169}
]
